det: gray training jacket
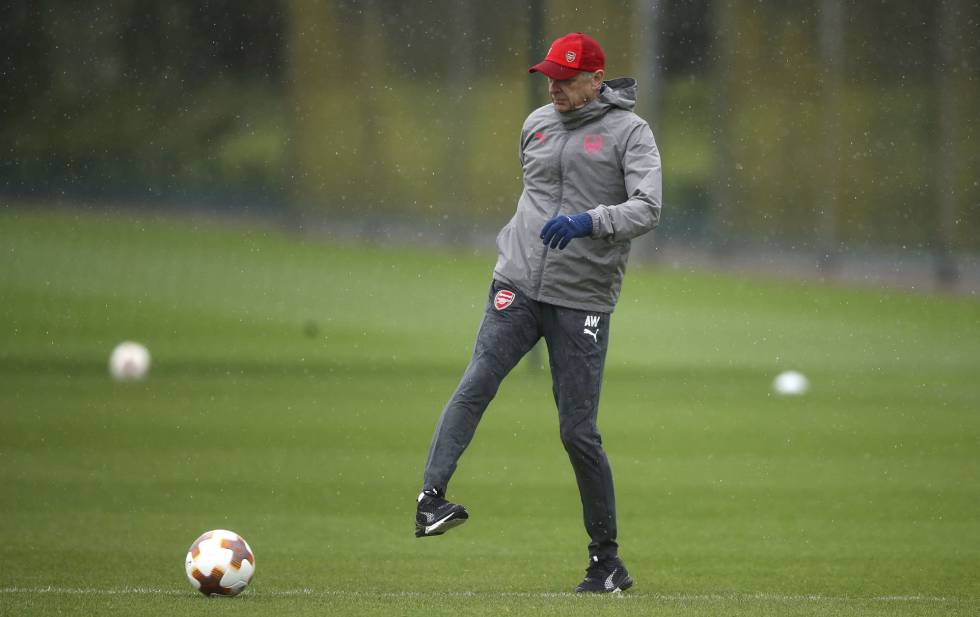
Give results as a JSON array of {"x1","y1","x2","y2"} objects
[{"x1": 493, "y1": 77, "x2": 662, "y2": 313}]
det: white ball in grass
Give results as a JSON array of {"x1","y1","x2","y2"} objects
[
  {"x1": 773, "y1": 370, "x2": 809, "y2": 396},
  {"x1": 185, "y1": 529, "x2": 255, "y2": 597},
  {"x1": 108, "y1": 341, "x2": 151, "y2": 381}
]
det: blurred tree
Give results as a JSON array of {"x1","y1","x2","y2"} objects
[
  {"x1": 0, "y1": 3, "x2": 49, "y2": 118},
  {"x1": 2, "y1": 0, "x2": 978, "y2": 262},
  {"x1": 707, "y1": 0, "x2": 735, "y2": 256},
  {"x1": 933, "y1": 0, "x2": 959, "y2": 285},
  {"x1": 817, "y1": 0, "x2": 842, "y2": 272}
]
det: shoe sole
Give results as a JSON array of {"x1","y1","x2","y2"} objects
[{"x1": 415, "y1": 509, "x2": 468, "y2": 537}]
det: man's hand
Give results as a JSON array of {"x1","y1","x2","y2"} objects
[{"x1": 540, "y1": 213, "x2": 593, "y2": 250}]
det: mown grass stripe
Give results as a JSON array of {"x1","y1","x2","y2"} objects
[{"x1": 0, "y1": 587, "x2": 963, "y2": 603}]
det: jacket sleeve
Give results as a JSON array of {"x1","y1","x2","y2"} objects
[
  {"x1": 519, "y1": 117, "x2": 533, "y2": 167},
  {"x1": 588, "y1": 122, "x2": 662, "y2": 241}
]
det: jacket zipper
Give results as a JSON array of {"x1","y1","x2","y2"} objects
[{"x1": 533, "y1": 130, "x2": 571, "y2": 298}]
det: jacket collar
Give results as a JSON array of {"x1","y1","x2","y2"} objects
[
  {"x1": 556, "y1": 97, "x2": 609, "y2": 130},
  {"x1": 554, "y1": 78, "x2": 637, "y2": 130}
]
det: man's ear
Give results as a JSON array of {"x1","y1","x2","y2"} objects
[{"x1": 592, "y1": 69, "x2": 605, "y2": 90}]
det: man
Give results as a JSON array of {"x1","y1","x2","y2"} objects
[{"x1": 415, "y1": 32, "x2": 661, "y2": 594}]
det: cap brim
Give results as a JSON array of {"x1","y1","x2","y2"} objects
[{"x1": 529, "y1": 60, "x2": 580, "y2": 80}]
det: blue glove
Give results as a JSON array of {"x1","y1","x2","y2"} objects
[{"x1": 540, "y1": 213, "x2": 593, "y2": 250}]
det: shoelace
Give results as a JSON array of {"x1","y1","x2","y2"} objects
[
  {"x1": 584, "y1": 558, "x2": 608, "y2": 581},
  {"x1": 421, "y1": 493, "x2": 448, "y2": 509}
]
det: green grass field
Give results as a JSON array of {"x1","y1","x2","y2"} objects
[{"x1": 1, "y1": 206, "x2": 978, "y2": 616}]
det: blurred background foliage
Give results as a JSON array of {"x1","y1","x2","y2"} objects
[{"x1": 2, "y1": 0, "x2": 978, "y2": 254}]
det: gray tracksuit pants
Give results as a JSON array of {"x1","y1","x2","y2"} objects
[{"x1": 423, "y1": 280, "x2": 618, "y2": 559}]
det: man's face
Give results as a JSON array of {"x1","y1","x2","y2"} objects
[{"x1": 548, "y1": 70, "x2": 603, "y2": 113}]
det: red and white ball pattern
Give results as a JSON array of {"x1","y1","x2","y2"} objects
[{"x1": 184, "y1": 529, "x2": 255, "y2": 596}]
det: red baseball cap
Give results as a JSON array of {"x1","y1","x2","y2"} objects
[{"x1": 529, "y1": 32, "x2": 605, "y2": 80}]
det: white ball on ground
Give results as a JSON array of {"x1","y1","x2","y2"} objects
[
  {"x1": 185, "y1": 529, "x2": 255, "y2": 597},
  {"x1": 773, "y1": 370, "x2": 809, "y2": 396},
  {"x1": 108, "y1": 341, "x2": 151, "y2": 381}
]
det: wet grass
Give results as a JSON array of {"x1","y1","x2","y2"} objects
[{"x1": 1, "y1": 206, "x2": 978, "y2": 616}]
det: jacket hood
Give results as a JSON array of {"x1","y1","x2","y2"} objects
[
  {"x1": 557, "y1": 77, "x2": 637, "y2": 130},
  {"x1": 600, "y1": 77, "x2": 637, "y2": 110}
]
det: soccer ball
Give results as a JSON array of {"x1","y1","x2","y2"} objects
[
  {"x1": 773, "y1": 370, "x2": 809, "y2": 396},
  {"x1": 184, "y1": 529, "x2": 255, "y2": 597},
  {"x1": 108, "y1": 341, "x2": 151, "y2": 381}
]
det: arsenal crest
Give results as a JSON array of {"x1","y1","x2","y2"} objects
[
  {"x1": 494, "y1": 289, "x2": 515, "y2": 311},
  {"x1": 583, "y1": 134, "x2": 604, "y2": 154}
]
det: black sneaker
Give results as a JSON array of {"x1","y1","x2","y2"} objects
[
  {"x1": 574, "y1": 555, "x2": 633, "y2": 593},
  {"x1": 415, "y1": 488, "x2": 469, "y2": 538}
]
